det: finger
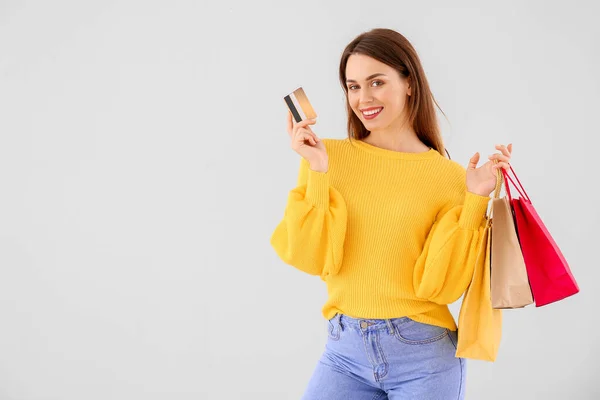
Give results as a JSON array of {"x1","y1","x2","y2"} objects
[
  {"x1": 303, "y1": 125, "x2": 320, "y2": 141},
  {"x1": 468, "y1": 152, "x2": 480, "y2": 170},
  {"x1": 492, "y1": 162, "x2": 510, "y2": 170},
  {"x1": 296, "y1": 118, "x2": 317, "y2": 129},
  {"x1": 294, "y1": 124, "x2": 319, "y2": 142},
  {"x1": 508, "y1": 143, "x2": 513, "y2": 154},
  {"x1": 488, "y1": 153, "x2": 510, "y2": 163},
  {"x1": 495, "y1": 144, "x2": 510, "y2": 157},
  {"x1": 286, "y1": 111, "x2": 293, "y2": 137},
  {"x1": 297, "y1": 128, "x2": 319, "y2": 143},
  {"x1": 296, "y1": 131, "x2": 316, "y2": 146},
  {"x1": 303, "y1": 130, "x2": 318, "y2": 144}
]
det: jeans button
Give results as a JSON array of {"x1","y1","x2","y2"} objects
[{"x1": 360, "y1": 321, "x2": 368, "y2": 329}]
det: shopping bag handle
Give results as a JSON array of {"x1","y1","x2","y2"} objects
[
  {"x1": 501, "y1": 165, "x2": 531, "y2": 203},
  {"x1": 492, "y1": 164, "x2": 503, "y2": 199},
  {"x1": 486, "y1": 164, "x2": 504, "y2": 221}
]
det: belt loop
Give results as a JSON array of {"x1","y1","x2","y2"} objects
[
  {"x1": 337, "y1": 313, "x2": 344, "y2": 331},
  {"x1": 385, "y1": 319, "x2": 395, "y2": 335}
]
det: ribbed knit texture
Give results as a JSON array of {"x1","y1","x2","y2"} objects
[{"x1": 270, "y1": 138, "x2": 491, "y2": 331}]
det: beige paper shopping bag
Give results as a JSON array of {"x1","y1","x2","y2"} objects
[{"x1": 491, "y1": 196, "x2": 534, "y2": 309}]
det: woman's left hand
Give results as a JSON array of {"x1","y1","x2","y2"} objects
[{"x1": 466, "y1": 143, "x2": 513, "y2": 197}]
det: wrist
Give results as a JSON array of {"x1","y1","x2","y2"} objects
[{"x1": 459, "y1": 191, "x2": 492, "y2": 229}]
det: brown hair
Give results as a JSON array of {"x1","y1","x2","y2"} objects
[{"x1": 338, "y1": 28, "x2": 450, "y2": 159}]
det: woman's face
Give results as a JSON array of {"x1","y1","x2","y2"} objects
[{"x1": 345, "y1": 54, "x2": 411, "y2": 130}]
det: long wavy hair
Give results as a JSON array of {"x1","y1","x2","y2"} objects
[{"x1": 339, "y1": 28, "x2": 450, "y2": 159}]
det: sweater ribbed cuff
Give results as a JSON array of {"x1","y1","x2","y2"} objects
[
  {"x1": 458, "y1": 191, "x2": 490, "y2": 230},
  {"x1": 304, "y1": 168, "x2": 330, "y2": 209}
]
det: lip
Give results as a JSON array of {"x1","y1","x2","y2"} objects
[
  {"x1": 361, "y1": 107, "x2": 383, "y2": 120},
  {"x1": 360, "y1": 106, "x2": 383, "y2": 112}
]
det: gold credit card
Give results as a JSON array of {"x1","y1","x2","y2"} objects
[{"x1": 283, "y1": 87, "x2": 317, "y2": 123}]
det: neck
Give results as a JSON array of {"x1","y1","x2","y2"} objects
[{"x1": 363, "y1": 120, "x2": 428, "y2": 153}]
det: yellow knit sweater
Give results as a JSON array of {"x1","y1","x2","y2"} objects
[{"x1": 270, "y1": 137, "x2": 490, "y2": 331}]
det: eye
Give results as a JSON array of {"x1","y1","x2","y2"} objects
[{"x1": 348, "y1": 80, "x2": 384, "y2": 91}]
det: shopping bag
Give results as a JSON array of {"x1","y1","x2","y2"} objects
[
  {"x1": 502, "y1": 166, "x2": 579, "y2": 307},
  {"x1": 490, "y1": 195, "x2": 534, "y2": 309},
  {"x1": 455, "y1": 169, "x2": 503, "y2": 362}
]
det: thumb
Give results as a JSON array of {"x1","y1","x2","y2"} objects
[{"x1": 468, "y1": 152, "x2": 480, "y2": 170}]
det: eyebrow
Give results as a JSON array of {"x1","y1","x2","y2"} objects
[{"x1": 346, "y1": 73, "x2": 387, "y2": 83}]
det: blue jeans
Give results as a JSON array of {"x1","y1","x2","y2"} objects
[{"x1": 302, "y1": 314, "x2": 466, "y2": 400}]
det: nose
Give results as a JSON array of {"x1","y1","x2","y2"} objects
[{"x1": 358, "y1": 87, "x2": 374, "y2": 105}]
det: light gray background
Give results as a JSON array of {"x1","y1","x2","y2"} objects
[{"x1": 1, "y1": 1, "x2": 598, "y2": 399}]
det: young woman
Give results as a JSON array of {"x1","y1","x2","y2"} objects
[{"x1": 270, "y1": 28, "x2": 512, "y2": 400}]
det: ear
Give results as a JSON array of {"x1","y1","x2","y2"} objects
[{"x1": 407, "y1": 78, "x2": 412, "y2": 97}]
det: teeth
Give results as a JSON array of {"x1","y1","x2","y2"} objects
[{"x1": 363, "y1": 108, "x2": 382, "y2": 116}]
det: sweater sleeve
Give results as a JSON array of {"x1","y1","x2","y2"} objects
[
  {"x1": 270, "y1": 156, "x2": 348, "y2": 279},
  {"x1": 413, "y1": 187, "x2": 491, "y2": 305}
]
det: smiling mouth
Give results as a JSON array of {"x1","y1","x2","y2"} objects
[{"x1": 361, "y1": 107, "x2": 383, "y2": 118}]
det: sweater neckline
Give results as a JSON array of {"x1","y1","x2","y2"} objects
[{"x1": 349, "y1": 138, "x2": 440, "y2": 160}]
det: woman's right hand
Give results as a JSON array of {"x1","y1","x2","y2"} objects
[{"x1": 287, "y1": 111, "x2": 328, "y2": 172}]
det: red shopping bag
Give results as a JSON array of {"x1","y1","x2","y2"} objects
[{"x1": 501, "y1": 166, "x2": 579, "y2": 307}]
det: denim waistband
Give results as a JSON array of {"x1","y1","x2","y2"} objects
[{"x1": 331, "y1": 313, "x2": 413, "y2": 332}]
